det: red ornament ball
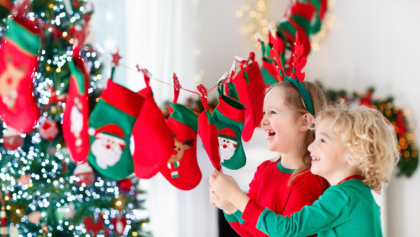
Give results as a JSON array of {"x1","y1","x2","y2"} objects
[
  {"x1": 39, "y1": 119, "x2": 59, "y2": 141},
  {"x1": 118, "y1": 179, "x2": 133, "y2": 193},
  {"x1": 2, "y1": 134, "x2": 23, "y2": 150}
]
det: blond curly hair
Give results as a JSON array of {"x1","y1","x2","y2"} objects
[{"x1": 314, "y1": 105, "x2": 400, "y2": 194}]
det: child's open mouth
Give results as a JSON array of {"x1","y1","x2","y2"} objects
[
  {"x1": 311, "y1": 156, "x2": 320, "y2": 162},
  {"x1": 267, "y1": 130, "x2": 276, "y2": 139}
]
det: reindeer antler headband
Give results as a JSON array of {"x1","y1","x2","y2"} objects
[{"x1": 269, "y1": 31, "x2": 314, "y2": 115}]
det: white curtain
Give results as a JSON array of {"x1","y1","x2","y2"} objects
[
  {"x1": 123, "y1": 0, "x2": 200, "y2": 106},
  {"x1": 123, "y1": 1, "x2": 209, "y2": 237}
]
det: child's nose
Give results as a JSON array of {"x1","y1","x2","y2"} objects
[
  {"x1": 261, "y1": 114, "x2": 269, "y2": 126},
  {"x1": 308, "y1": 142, "x2": 314, "y2": 152}
]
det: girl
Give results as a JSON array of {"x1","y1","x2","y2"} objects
[
  {"x1": 210, "y1": 106, "x2": 399, "y2": 237},
  {"x1": 210, "y1": 80, "x2": 328, "y2": 237}
]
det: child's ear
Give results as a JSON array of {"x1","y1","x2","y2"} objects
[
  {"x1": 299, "y1": 113, "x2": 314, "y2": 131},
  {"x1": 345, "y1": 149, "x2": 363, "y2": 166}
]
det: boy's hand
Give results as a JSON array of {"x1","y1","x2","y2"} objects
[{"x1": 209, "y1": 186, "x2": 238, "y2": 214}]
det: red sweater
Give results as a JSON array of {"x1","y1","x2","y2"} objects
[{"x1": 225, "y1": 160, "x2": 327, "y2": 237}]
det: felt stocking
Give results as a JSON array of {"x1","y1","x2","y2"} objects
[
  {"x1": 245, "y1": 52, "x2": 265, "y2": 128},
  {"x1": 87, "y1": 72, "x2": 145, "y2": 180},
  {"x1": 231, "y1": 61, "x2": 256, "y2": 142},
  {"x1": 131, "y1": 69, "x2": 174, "y2": 179},
  {"x1": 0, "y1": 16, "x2": 41, "y2": 133},
  {"x1": 63, "y1": 44, "x2": 90, "y2": 164},
  {"x1": 277, "y1": 1, "x2": 314, "y2": 73},
  {"x1": 311, "y1": 0, "x2": 328, "y2": 34},
  {"x1": 160, "y1": 74, "x2": 201, "y2": 190},
  {"x1": 197, "y1": 85, "x2": 221, "y2": 171},
  {"x1": 213, "y1": 83, "x2": 246, "y2": 170}
]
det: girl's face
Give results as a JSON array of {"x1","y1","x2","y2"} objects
[
  {"x1": 261, "y1": 87, "x2": 302, "y2": 153},
  {"x1": 308, "y1": 117, "x2": 350, "y2": 180}
]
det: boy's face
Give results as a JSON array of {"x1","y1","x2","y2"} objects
[{"x1": 308, "y1": 117, "x2": 350, "y2": 180}]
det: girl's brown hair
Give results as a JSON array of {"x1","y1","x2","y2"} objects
[{"x1": 268, "y1": 81, "x2": 327, "y2": 185}]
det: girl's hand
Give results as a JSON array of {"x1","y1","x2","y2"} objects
[
  {"x1": 209, "y1": 169, "x2": 241, "y2": 202},
  {"x1": 209, "y1": 186, "x2": 238, "y2": 214}
]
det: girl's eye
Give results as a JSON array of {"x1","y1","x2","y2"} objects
[
  {"x1": 263, "y1": 111, "x2": 266, "y2": 115},
  {"x1": 320, "y1": 139, "x2": 325, "y2": 143},
  {"x1": 271, "y1": 111, "x2": 276, "y2": 114}
]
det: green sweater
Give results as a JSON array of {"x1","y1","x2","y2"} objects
[{"x1": 242, "y1": 178, "x2": 383, "y2": 237}]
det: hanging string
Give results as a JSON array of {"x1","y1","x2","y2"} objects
[
  {"x1": 0, "y1": 1, "x2": 257, "y2": 98},
  {"x1": 0, "y1": 1, "x2": 221, "y2": 96}
]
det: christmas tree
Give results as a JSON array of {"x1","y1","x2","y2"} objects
[{"x1": 0, "y1": 0, "x2": 150, "y2": 236}]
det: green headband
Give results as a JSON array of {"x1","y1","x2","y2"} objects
[{"x1": 284, "y1": 76, "x2": 314, "y2": 115}]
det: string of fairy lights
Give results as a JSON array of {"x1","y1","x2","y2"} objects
[{"x1": 236, "y1": 0, "x2": 336, "y2": 51}]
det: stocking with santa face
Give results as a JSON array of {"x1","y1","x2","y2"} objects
[
  {"x1": 63, "y1": 49, "x2": 90, "y2": 164},
  {"x1": 87, "y1": 77, "x2": 145, "y2": 180},
  {"x1": 0, "y1": 17, "x2": 41, "y2": 134},
  {"x1": 213, "y1": 83, "x2": 247, "y2": 170}
]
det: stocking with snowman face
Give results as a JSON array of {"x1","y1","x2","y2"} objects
[
  {"x1": 212, "y1": 82, "x2": 247, "y2": 170},
  {"x1": 159, "y1": 75, "x2": 201, "y2": 190},
  {"x1": 0, "y1": 16, "x2": 41, "y2": 134},
  {"x1": 87, "y1": 71, "x2": 145, "y2": 180}
]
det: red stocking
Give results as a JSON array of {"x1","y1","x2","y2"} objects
[
  {"x1": 132, "y1": 69, "x2": 174, "y2": 179},
  {"x1": 245, "y1": 52, "x2": 265, "y2": 129},
  {"x1": 0, "y1": 17, "x2": 41, "y2": 133},
  {"x1": 63, "y1": 45, "x2": 90, "y2": 164},
  {"x1": 232, "y1": 61, "x2": 256, "y2": 142},
  {"x1": 197, "y1": 85, "x2": 221, "y2": 171}
]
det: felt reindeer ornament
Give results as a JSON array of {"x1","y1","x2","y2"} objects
[
  {"x1": 63, "y1": 19, "x2": 91, "y2": 164},
  {"x1": 0, "y1": 1, "x2": 42, "y2": 134},
  {"x1": 197, "y1": 84, "x2": 222, "y2": 171},
  {"x1": 131, "y1": 69, "x2": 174, "y2": 179},
  {"x1": 159, "y1": 74, "x2": 201, "y2": 190}
]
